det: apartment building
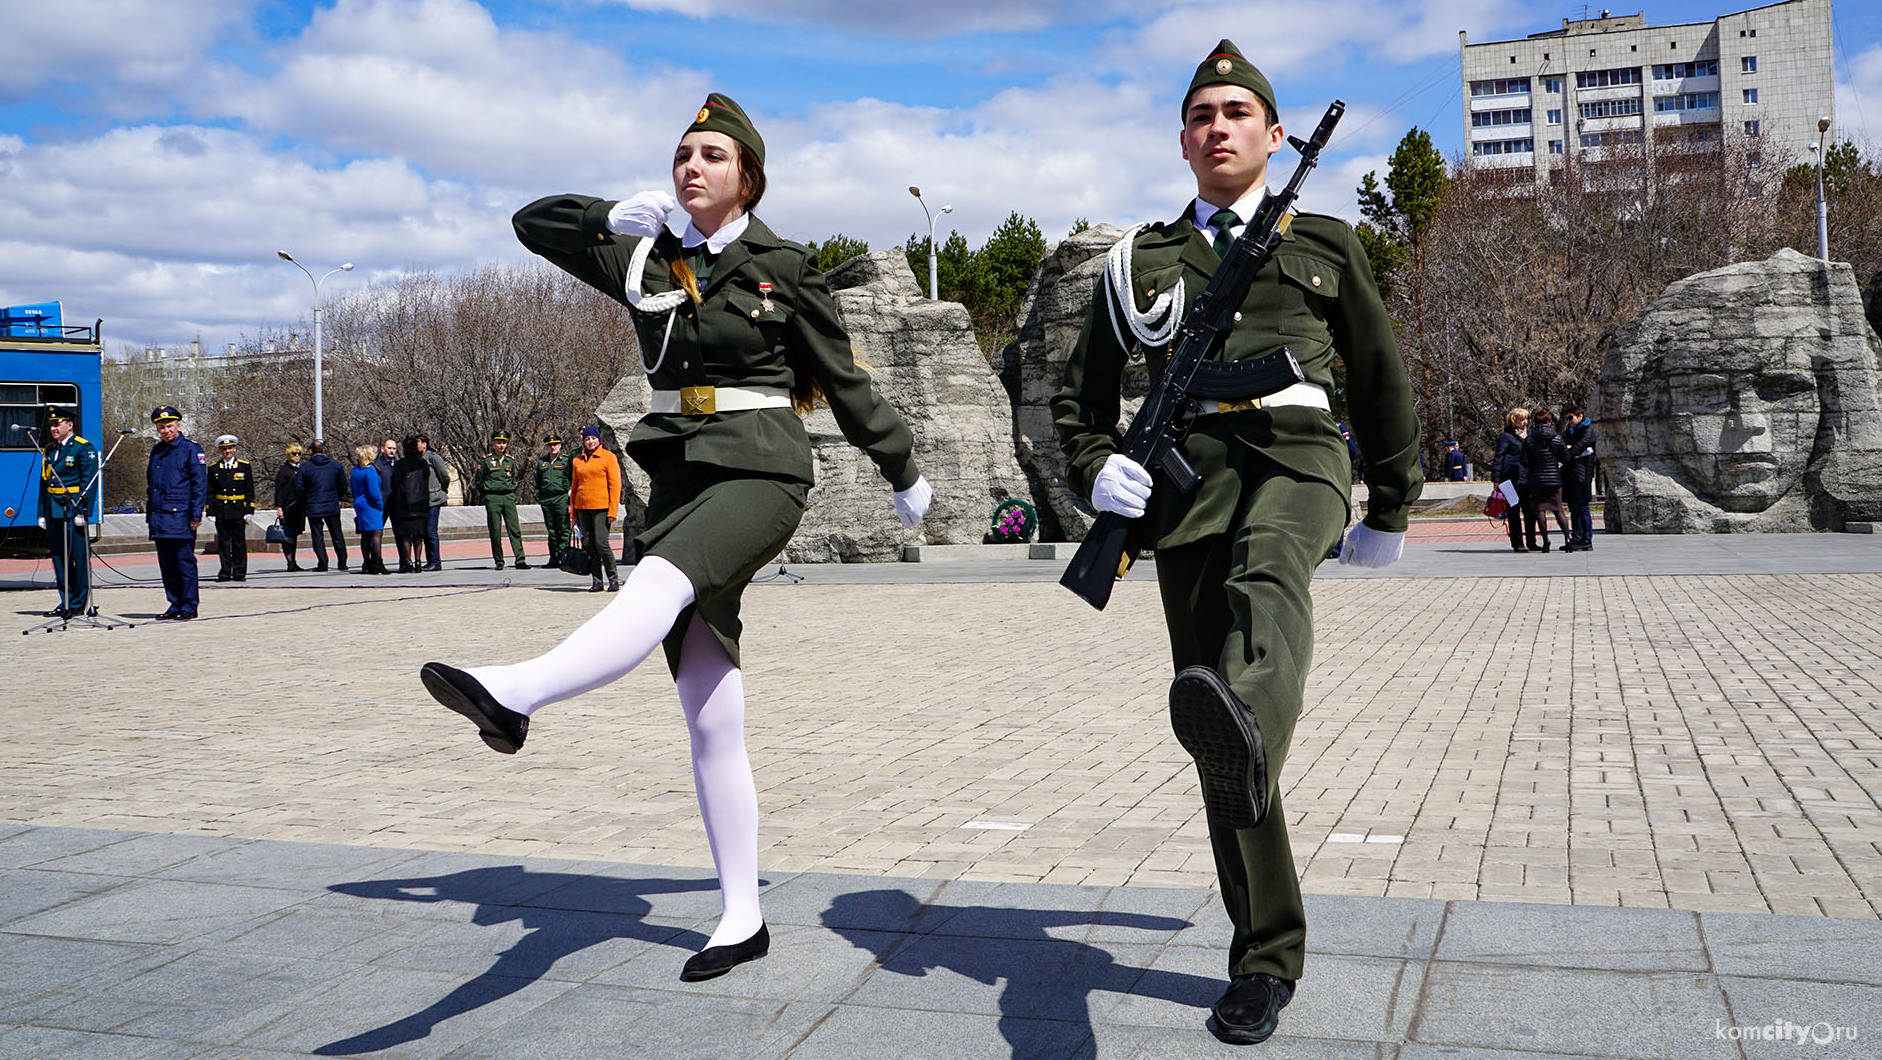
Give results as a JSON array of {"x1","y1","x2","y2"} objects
[{"x1": 1459, "y1": 0, "x2": 1833, "y2": 176}]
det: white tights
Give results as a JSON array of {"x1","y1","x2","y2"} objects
[{"x1": 465, "y1": 555, "x2": 763, "y2": 949}]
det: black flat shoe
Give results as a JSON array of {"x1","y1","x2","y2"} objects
[
  {"x1": 155, "y1": 609, "x2": 182, "y2": 621},
  {"x1": 680, "y1": 924, "x2": 769, "y2": 982},
  {"x1": 1209, "y1": 973, "x2": 1294, "y2": 1045},
  {"x1": 513, "y1": 559, "x2": 530, "y2": 570},
  {"x1": 420, "y1": 662, "x2": 529, "y2": 754},
  {"x1": 1168, "y1": 666, "x2": 1268, "y2": 830}
]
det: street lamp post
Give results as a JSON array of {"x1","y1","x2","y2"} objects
[
  {"x1": 1813, "y1": 115, "x2": 1831, "y2": 262},
  {"x1": 277, "y1": 251, "x2": 354, "y2": 442},
  {"x1": 908, "y1": 186, "x2": 952, "y2": 300}
]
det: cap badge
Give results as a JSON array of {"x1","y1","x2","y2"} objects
[
  {"x1": 758, "y1": 282, "x2": 774, "y2": 313},
  {"x1": 1215, "y1": 58, "x2": 1233, "y2": 74},
  {"x1": 695, "y1": 107, "x2": 711, "y2": 124}
]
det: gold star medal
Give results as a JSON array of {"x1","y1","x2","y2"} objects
[{"x1": 758, "y1": 282, "x2": 774, "y2": 313}]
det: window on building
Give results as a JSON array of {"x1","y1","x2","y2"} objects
[
  {"x1": 1576, "y1": 67, "x2": 1642, "y2": 89},
  {"x1": 1744, "y1": 119, "x2": 1760, "y2": 136},
  {"x1": 1547, "y1": 109, "x2": 1563, "y2": 125},
  {"x1": 1469, "y1": 77, "x2": 1532, "y2": 97},
  {"x1": 1653, "y1": 60, "x2": 1719, "y2": 79},
  {"x1": 1743, "y1": 88, "x2": 1758, "y2": 104},
  {"x1": 1579, "y1": 130, "x2": 1644, "y2": 149},
  {"x1": 1579, "y1": 97, "x2": 1643, "y2": 119},
  {"x1": 1545, "y1": 77, "x2": 1564, "y2": 93},
  {"x1": 1471, "y1": 108, "x2": 1533, "y2": 128},
  {"x1": 1741, "y1": 55, "x2": 1757, "y2": 73},
  {"x1": 1654, "y1": 92, "x2": 1720, "y2": 113},
  {"x1": 1472, "y1": 138, "x2": 1535, "y2": 156},
  {"x1": 1549, "y1": 140, "x2": 1564, "y2": 154}
]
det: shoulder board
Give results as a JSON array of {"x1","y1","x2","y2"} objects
[
  {"x1": 776, "y1": 238, "x2": 811, "y2": 258},
  {"x1": 74, "y1": 436, "x2": 89, "y2": 445}
]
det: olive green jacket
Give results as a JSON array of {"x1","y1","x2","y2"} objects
[
  {"x1": 1052, "y1": 207, "x2": 1422, "y2": 548},
  {"x1": 474, "y1": 453, "x2": 520, "y2": 497},
  {"x1": 513, "y1": 195, "x2": 919, "y2": 491},
  {"x1": 535, "y1": 451, "x2": 573, "y2": 498}
]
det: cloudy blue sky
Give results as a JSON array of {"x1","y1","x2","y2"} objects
[{"x1": 2, "y1": 0, "x2": 1877, "y2": 353}]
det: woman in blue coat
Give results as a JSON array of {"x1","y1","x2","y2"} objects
[{"x1": 350, "y1": 445, "x2": 389, "y2": 575}]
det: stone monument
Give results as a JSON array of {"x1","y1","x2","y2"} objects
[
  {"x1": 1594, "y1": 248, "x2": 1882, "y2": 532},
  {"x1": 1001, "y1": 224, "x2": 1144, "y2": 540},
  {"x1": 596, "y1": 250, "x2": 1031, "y2": 562}
]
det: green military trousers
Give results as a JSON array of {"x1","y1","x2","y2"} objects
[
  {"x1": 483, "y1": 495, "x2": 526, "y2": 563},
  {"x1": 540, "y1": 493, "x2": 571, "y2": 562},
  {"x1": 1154, "y1": 461, "x2": 1348, "y2": 983}
]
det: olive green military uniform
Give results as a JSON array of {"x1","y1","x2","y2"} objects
[
  {"x1": 535, "y1": 446, "x2": 574, "y2": 561},
  {"x1": 1054, "y1": 206, "x2": 1422, "y2": 982},
  {"x1": 513, "y1": 196, "x2": 919, "y2": 672},
  {"x1": 474, "y1": 450, "x2": 527, "y2": 565}
]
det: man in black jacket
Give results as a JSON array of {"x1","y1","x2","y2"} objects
[
  {"x1": 1561, "y1": 405, "x2": 1598, "y2": 552},
  {"x1": 1522, "y1": 410, "x2": 1571, "y2": 552},
  {"x1": 296, "y1": 440, "x2": 351, "y2": 571}
]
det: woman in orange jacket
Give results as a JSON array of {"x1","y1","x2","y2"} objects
[{"x1": 568, "y1": 425, "x2": 621, "y2": 591}]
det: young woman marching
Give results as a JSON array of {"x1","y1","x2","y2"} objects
[{"x1": 419, "y1": 93, "x2": 931, "y2": 982}]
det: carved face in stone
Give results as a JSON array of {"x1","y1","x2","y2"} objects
[{"x1": 1662, "y1": 365, "x2": 1817, "y2": 513}]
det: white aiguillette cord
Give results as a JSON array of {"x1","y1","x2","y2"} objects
[
  {"x1": 1104, "y1": 224, "x2": 1183, "y2": 355},
  {"x1": 624, "y1": 236, "x2": 690, "y2": 375}
]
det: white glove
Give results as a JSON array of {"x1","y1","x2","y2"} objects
[
  {"x1": 606, "y1": 190, "x2": 678, "y2": 238},
  {"x1": 1339, "y1": 521, "x2": 1405, "y2": 568},
  {"x1": 1090, "y1": 453, "x2": 1152, "y2": 519},
  {"x1": 893, "y1": 475, "x2": 932, "y2": 529}
]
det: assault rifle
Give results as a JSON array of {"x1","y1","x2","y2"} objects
[{"x1": 1059, "y1": 99, "x2": 1345, "y2": 611}]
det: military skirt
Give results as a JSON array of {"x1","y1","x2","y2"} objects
[{"x1": 629, "y1": 446, "x2": 809, "y2": 675}]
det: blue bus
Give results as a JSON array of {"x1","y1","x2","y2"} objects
[{"x1": 1, "y1": 303, "x2": 105, "y2": 556}]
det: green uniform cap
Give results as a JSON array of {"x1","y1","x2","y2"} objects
[
  {"x1": 1184, "y1": 39, "x2": 1277, "y2": 126},
  {"x1": 544, "y1": 433, "x2": 563, "y2": 445},
  {"x1": 491, "y1": 430, "x2": 511, "y2": 443},
  {"x1": 686, "y1": 93, "x2": 764, "y2": 166}
]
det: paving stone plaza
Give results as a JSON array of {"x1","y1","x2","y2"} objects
[{"x1": 1, "y1": 529, "x2": 1878, "y2": 1058}]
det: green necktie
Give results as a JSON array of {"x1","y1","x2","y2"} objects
[
  {"x1": 1209, "y1": 208, "x2": 1239, "y2": 259},
  {"x1": 686, "y1": 244, "x2": 716, "y2": 288}
]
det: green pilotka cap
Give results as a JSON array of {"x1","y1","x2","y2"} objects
[
  {"x1": 1184, "y1": 40, "x2": 1278, "y2": 126},
  {"x1": 686, "y1": 93, "x2": 765, "y2": 166}
]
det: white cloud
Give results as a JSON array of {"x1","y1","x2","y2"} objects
[
  {"x1": 594, "y1": 0, "x2": 1075, "y2": 36},
  {"x1": 0, "y1": 0, "x2": 255, "y2": 107},
  {"x1": 1119, "y1": 0, "x2": 1526, "y2": 79},
  {"x1": 1834, "y1": 44, "x2": 1882, "y2": 145},
  {"x1": 0, "y1": 125, "x2": 511, "y2": 347},
  {"x1": 205, "y1": 0, "x2": 705, "y2": 191}
]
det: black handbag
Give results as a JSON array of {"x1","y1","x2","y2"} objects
[
  {"x1": 558, "y1": 525, "x2": 590, "y2": 576},
  {"x1": 265, "y1": 524, "x2": 288, "y2": 545}
]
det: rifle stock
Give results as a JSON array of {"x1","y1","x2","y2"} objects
[{"x1": 1060, "y1": 511, "x2": 1136, "y2": 610}]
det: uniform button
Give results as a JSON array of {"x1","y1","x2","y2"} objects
[
  {"x1": 1146, "y1": 287, "x2": 1156, "y2": 297},
  {"x1": 682, "y1": 361, "x2": 690, "y2": 369},
  {"x1": 1233, "y1": 312, "x2": 1243, "y2": 322},
  {"x1": 750, "y1": 308, "x2": 760, "y2": 318},
  {"x1": 1312, "y1": 275, "x2": 1322, "y2": 287}
]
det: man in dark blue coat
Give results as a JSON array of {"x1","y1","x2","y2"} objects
[
  {"x1": 295, "y1": 440, "x2": 352, "y2": 571},
  {"x1": 146, "y1": 406, "x2": 207, "y2": 619}
]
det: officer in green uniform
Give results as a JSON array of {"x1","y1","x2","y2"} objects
[
  {"x1": 474, "y1": 430, "x2": 529, "y2": 570},
  {"x1": 534, "y1": 433, "x2": 574, "y2": 563},
  {"x1": 38, "y1": 406, "x2": 98, "y2": 618},
  {"x1": 1053, "y1": 41, "x2": 1421, "y2": 1045}
]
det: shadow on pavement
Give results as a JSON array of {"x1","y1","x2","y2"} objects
[
  {"x1": 823, "y1": 889, "x2": 1214, "y2": 1060},
  {"x1": 313, "y1": 866, "x2": 718, "y2": 1055}
]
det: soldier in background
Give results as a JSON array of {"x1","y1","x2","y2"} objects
[
  {"x1": 474, "y1": 430, "x2": 529, "y2": 570},
  {"x1": 534, "y1": 433, "x2": 574, "y2": 564},
  {"x1": 206, "y1": 434, "x2": 255, "y2": 582},
  {"x1": 38, "y1": 406, "x2": 97, "y2": 618},
  {"x1": 146, "y1": 406, "x2": 207, "y2": 620}
]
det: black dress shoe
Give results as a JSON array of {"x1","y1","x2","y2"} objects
[
  {"x1": 41, "y1": 607, "x2": 71, "y2": 618},
  {"x1": 1168, "y1": 666, "x2": 1268, "y2": 830},
  {"x1": 286, "y1": 561, "x2": 303, "y2": 572},
  {"x1": 215, "y1": 574, "x2": 232, "y2": 582},
  {"x1": 680, "y1": 924, "x2": 769, "y2": 982},
  {"x1": 588, "y1": 577, "x2": 604, "y2": 592},
  {"x1": 513, "y1": 559, "x2": 530, "y2": 570},
  {"x1": 175, "y1": 611, "x2": 197, "y2": 621},
  {"x1": 607, "y1": 577, "x2": 621, "y2": 593},
  {"x1": 420, "y1": 662, "x2": 529, "y2": 754},
  {"x1": 494, "y1": 559, "x2": 504, "y2": 571},
  {"x1": 1209, "y1": 974, "x2": 1294, "y2": 1045},
  {"x1": 314, "y1": 564, "x2": 329, "y2": 572},
  {"x1": 425, "y1": 564, "x2": 442, "y2": 572},
  {"x1": 155, "y1": 609, "x2": 182, "y2": 621}
]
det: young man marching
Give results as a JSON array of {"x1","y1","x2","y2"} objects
[{"x1": 1053, "y1": 41, "x2": 1421, "y2": 1045}]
